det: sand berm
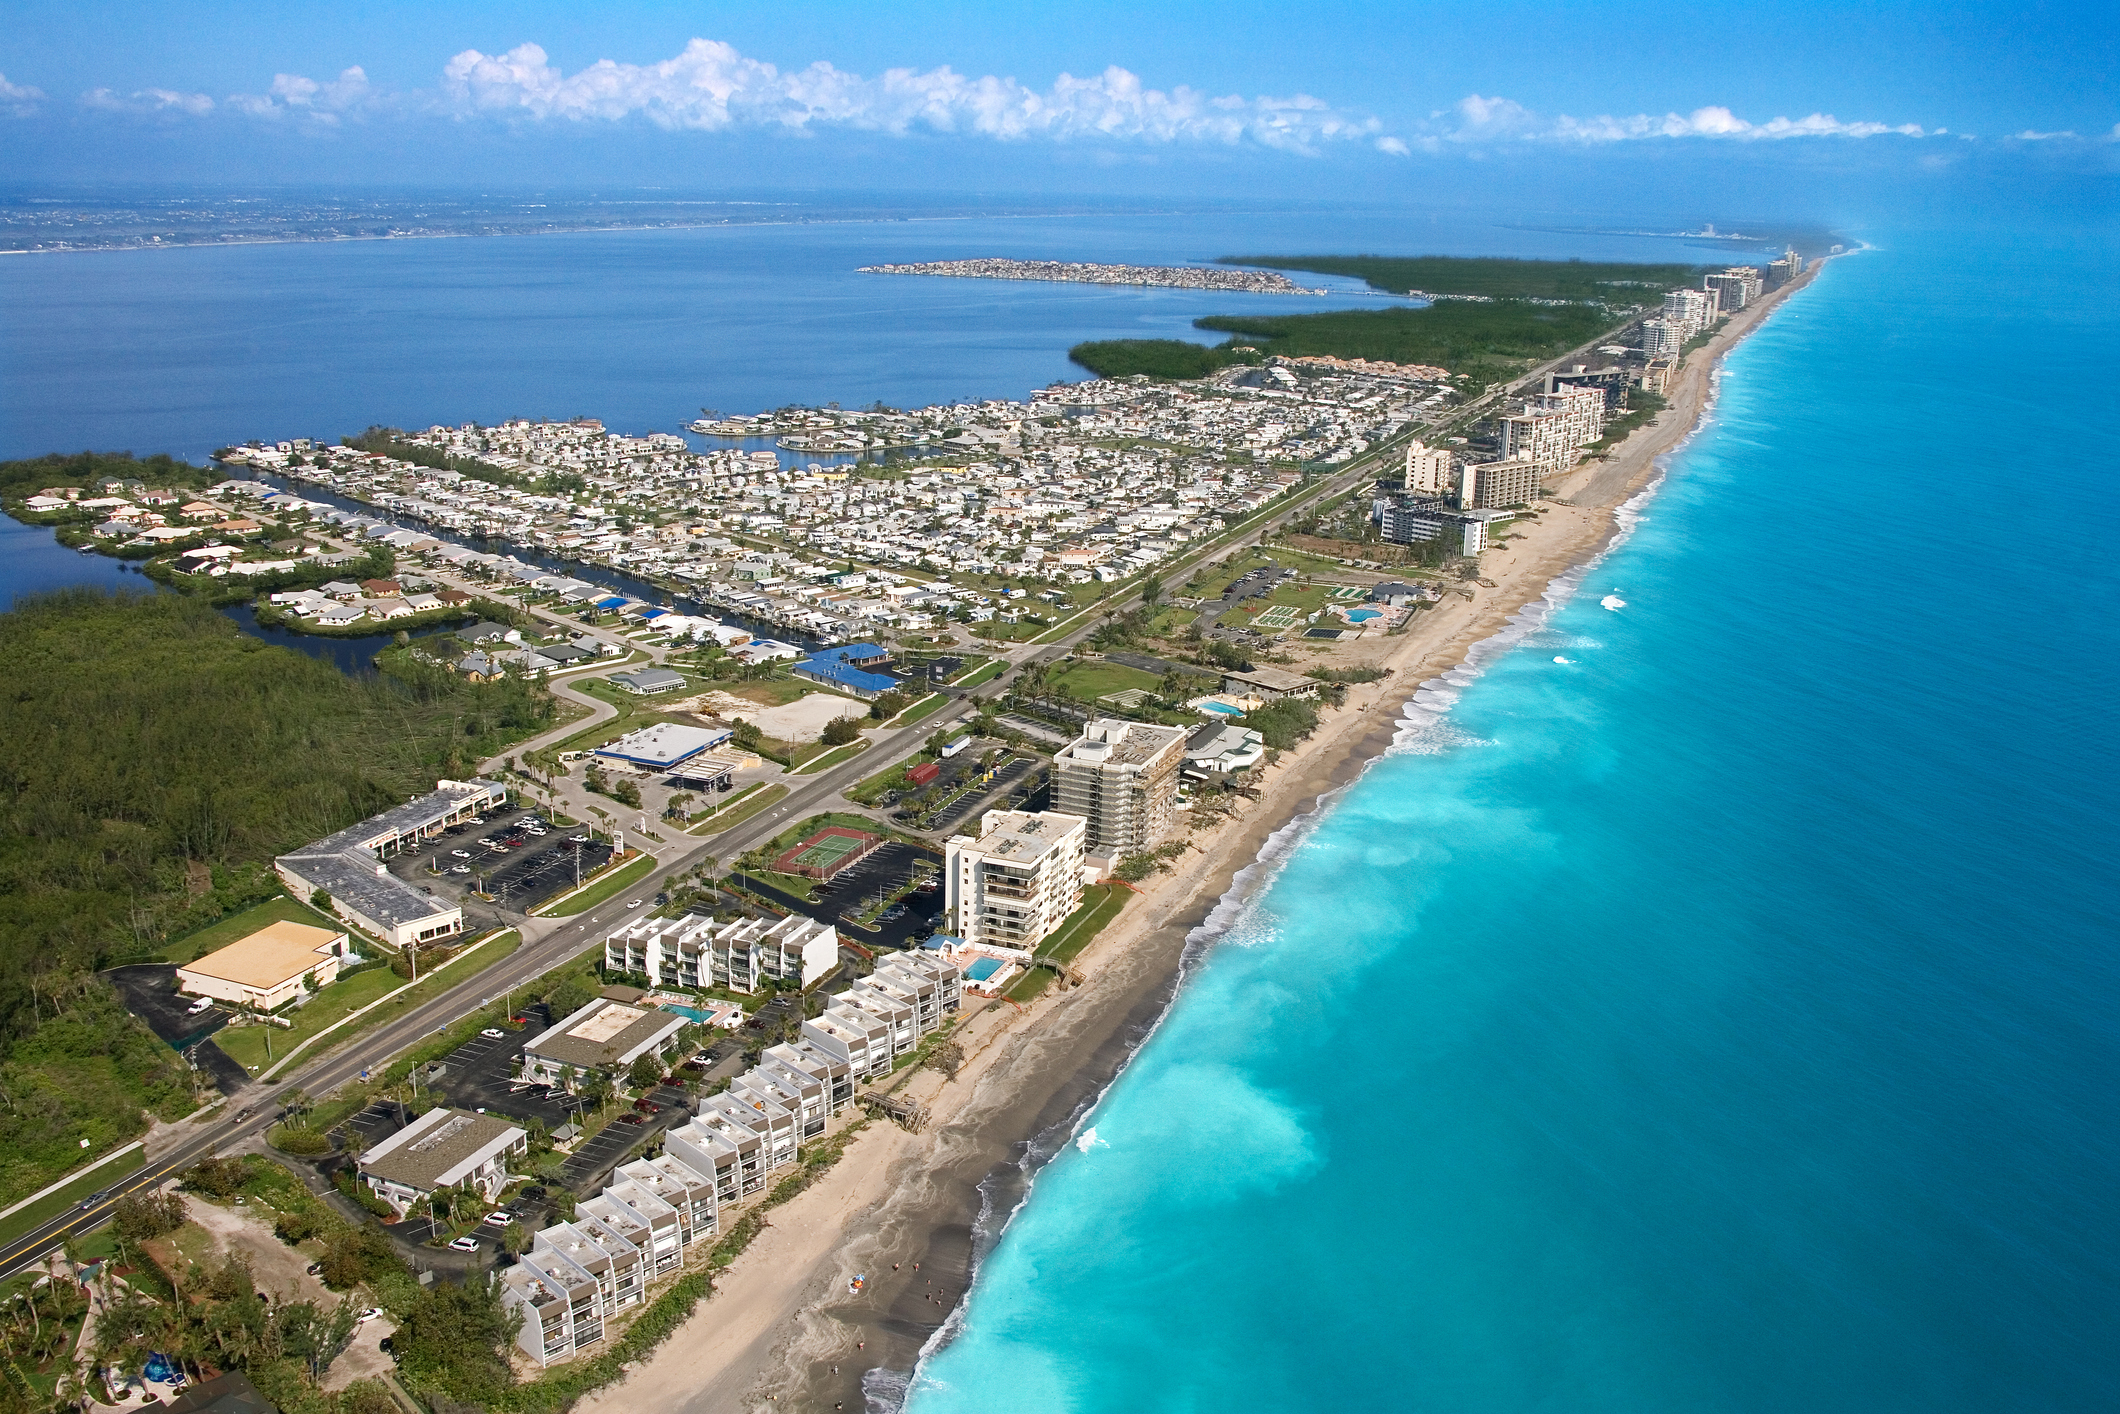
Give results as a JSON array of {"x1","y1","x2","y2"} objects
[{"x1": 575, "y1": 258, "x2": 1830, "y2": 1414}]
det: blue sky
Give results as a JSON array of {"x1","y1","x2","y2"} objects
[{"x1": 2, "y1": 1, "x2": 2112, "y2": 218}]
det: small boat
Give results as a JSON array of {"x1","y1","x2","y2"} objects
[{"x1": 848, "y1": 1273, "x2": 867, "y2": 1295}]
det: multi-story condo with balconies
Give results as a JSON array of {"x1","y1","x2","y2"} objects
[
  {"x1": 1054, "y1": 720, "x2": 1188, "y2": 857},
  {"x1": 945, "y1": 809, "x2": 1088, "y2": 949}
]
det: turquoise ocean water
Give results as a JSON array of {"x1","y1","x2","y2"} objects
[{"x1": 906, "y1": 230, "x2": 2120, "y2": 1412}]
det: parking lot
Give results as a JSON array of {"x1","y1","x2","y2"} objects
[
  {"x1": 556, "y1": 1081, "x2": 691, "y2": 1192},
  {"x1": 385, "y1": 806, "x2": 614, "y2": 914},
  {"x1": 102, "y1": 963, "x2": 250, "y2": 1095},
  {"x1": 738, "y1": 839, "x2": 946, "y2": 950}
]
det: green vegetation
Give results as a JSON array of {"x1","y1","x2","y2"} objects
[
  {"x1": 542, "y1": 852, "x2": 656, "y2": 916},
  {"x1": 1243, "y1": 696, "x2": 1322, "y2": 749},
  {"x1": 157, "y1": 894, "x2": 342, "y2": 965},
  {"x1": 0, "y1": 1143, "x2": 142, "y2": 1251},
  {"x1": 687, "y1": 783, "x2": 788, "y2": 835},
  {"x1": 1217, "y1": 253, "x2": 1705, "y2": 300},
  {"x1": 1063, "y1": 338, "x2": 1253, "y2": 381},
  {"x1": 0, "y1": 589, "x2": 559, "y2": 1202},
  {"x1": 1069, "y1": 254, "x2": 1703, "y2": 386},
  {"x1": 1005, "y1": 883, "x2": 1130, "y2": 1001},
  {"x1": 1046, "y1": 660, "x2": 1164, "y2": 701},
  {"x1": 792, "y1": 738, "x2": 871, "y2": 775},
  {"x1": 885, "y1": 691, "x2": 950, "y2": 728},
  {"x1": 0, "y1": 449, "x2": 216, "y2": 505},
  {"x1": 955, "y1": 660, "x2": 1007, "y2": 689},
  {"x1": 236, "y1": 931, "x2": 522, "y2": 1078},
  {"x1": 1194, "y1": 301, "x2": 1620, "y2": 381}
]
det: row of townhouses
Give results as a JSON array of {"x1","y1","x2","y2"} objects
[{"x1": 500, "y1": 947, "x2": 962, "y2": 1365}]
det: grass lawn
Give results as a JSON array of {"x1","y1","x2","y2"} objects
[
  {"x1": 954, "y1": 660, "x2": 1007, "y2": 689},
  {"x1": 848, "y1": 756, "x2": 920, "y2": 805},
  {"x1": 543, "y1": 852, "x2": 658, "y2": 915},
  {"x1": 1049, "y1": 661, "x2": 1164, "y2": 700},
  {"x1": 886, "y1": 692, "x2": 949, "y2": 728},
  {"x1": 0, "y1": 1144, "x2": 145, "y2": 1252},
  {"x1": 1003, "y1": 882, "x2": 1129, "y2": 1002},
  {"x1": 691, "y1": 780, "x2": 792, "y2": 835},
  {"x1": 232, "y1": 929, "x2": 524, "y2": 1077},
  {"x1": 158, "y1": 894, "x2": 343, "y2": 964},
  {"x1": 793, "y1": 739, "x2": 872, "y2": 775},
  {"x1": 971, "y1": 619, "x2": 1045, "y2": 643},
  {"x1": 688, "y1": 782, "x2": 787, "y2": 834},
  {"x1": 747, "y1": 868, "x2": 821, "y2": 901},
  {"x1": 1043, "y1": 882, "x2": 1129, "y2": 965},
  {"x1": 214, "y1": 964, "x2": 407, "y2": 1072}
]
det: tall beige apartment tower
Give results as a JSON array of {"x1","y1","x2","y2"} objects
[
  {"x1": 1053, "y1": 718, "x2": 1189, "y2": 857},
  {"x1": 1404, "y1": 438, "x2": 1454, "y2": 494}
]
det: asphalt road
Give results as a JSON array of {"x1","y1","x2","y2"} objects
[{"x1": 5, "y1": 334, "x2": 1648, "y2": 1278}]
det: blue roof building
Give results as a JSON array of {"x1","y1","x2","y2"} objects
[{"x1": 793, "y1": 657, "x2": 899, "y2": 696}]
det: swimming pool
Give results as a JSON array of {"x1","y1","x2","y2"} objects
[
  {"x1": 1201, "y1": 702, "x2": 1244, "y2": 716},
  {"x1": 661, "y1": 1004, "x2": 713, "y2": 1023},
  {"x1": 1345, "y1": 608, "x2": 1382, "y2": 622},
  {"x1": 964, "y1": 957, "x2": 1004, "y2": 982}
]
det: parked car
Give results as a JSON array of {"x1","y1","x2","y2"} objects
[
  {"x1": 451, "y1": 848, "x2": 472, "y2": 858},
  {"x1": 633, "y1": 1099, "x2": 659, "y2": 1114},
  {"x1": 479, "y1": 1027, "x2": 504, "y2": 1039},
  {"x1": 448, "y1": 1235, "x2": 481, "y2": 1252},
  {"x1": 569, "y1": 834, "x2": 589, "y2": 844},
  {"x1": 355, "y1": 1307, "x2": 384, "y2": 1324},
  {"x1": 617, "y1": 1113, "x2": 646, "y2": 1126},
  {"x1": 185, "y1": 996, "x2": 215, "y2": 1015},
  {"x1": 449, "y1": 865, "x2": 471, "y2": 875},
  {"x1": 481, "y1": 1211, "x2": 512, "y2": 1228}
]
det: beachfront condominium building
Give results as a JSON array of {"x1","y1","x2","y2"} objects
[
  {"x1": 1764, "y1": 249, "x2": 1805, "y2": 289},
  {"x1": 1705, "y1": 267, "x2": 1762, "y2": 312},
  {"x1": 946, "y1": 809, "x2": 1088, "y2": 950},
  {"x1": 1497, "y1": 383, "x2": 1605, "y2": 476},
  {"x1": 1639, "y1": 317, "x2": 1684, "y2": 360},
  {"x1": 519, "y1": 992, "x2": 689, "y2": 1091},
  {"x1": 1054, "y1": 718, "x2": 1190, "y2": 857},
  {"x1": 1662, "y1": 287, "x2": 1719, "y2": 342},
  {"x1": 1460, "y1": 458, "x2": 1544, "y2": 511},
  {"x1": 604, "y1": 912, "x2": 836, "y2": 993},
  {"x1": 1403, "y1": 438, "x2": 1454, "y2": 494}
]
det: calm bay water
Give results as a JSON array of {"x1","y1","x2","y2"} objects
[
  {"x1": 906, "y1": 229, "x2": 2120, "y2": 1412},
  {"x1": 1, "y1": 204, "x2": 1720, "y2": 466},
  {"x1": 6, "y1": 205, "x2": 2114, "y2": 1409}
]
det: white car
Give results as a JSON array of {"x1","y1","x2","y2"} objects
[
  {"x1": 355, "y1": 1307, "x2": 384, "y2": 1324},
  {"x1": 482, "y1": 1211, "x2": 512, "y2": 1228},
  {"x1": 185, "y1": 997, "x2": 215, "y2": 1015},
  {"x1": 479, "y1": 1027, "x2": 504, "y2": 1039},
  {"x1": 448, "y1": 865, "x2": 471, "y2": 875},
  {"x1": 448, "y1": 1235, "x2": 480, "y2": 1252},
  {"x1": 626, "y1": 898, "x2": 645, "y2": 909},
  {"x1": 451, "y1": 849, "x2": 472, "y2": 858}
]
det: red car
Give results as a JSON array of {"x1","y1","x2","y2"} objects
[
  {"x1": 633, "y1": 1099, "x2": 660, "y2": 1114},
  {"x1": 617, "y1": 1113, "x2": 646, "y2": 1125}
]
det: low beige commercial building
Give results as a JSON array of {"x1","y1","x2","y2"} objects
[{"x1": 175, "y1": 919, "x2": 351, "y2": 1010}]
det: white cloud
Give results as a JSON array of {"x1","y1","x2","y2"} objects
[
  {"x1": 0, "y1": 72, "x2": 45, "y2": 116},
  {"x1": 228, "y1": 66, "x2": 373, "y2": 123},
  {"x1": 438, "y1": 39, "x2": 1389, "y2": 154},
  {"x1": 1443, "y1": 94, "x2": 1932, "y2": 143},
  {"x1": 2008, "y1": 129, "x2": 2078, "y2": 141},
  {"x1": 81, "y1": 86, "x2": 214, "y2": 116}
]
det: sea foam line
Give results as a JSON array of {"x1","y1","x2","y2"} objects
[{"x1": 889, "y1": 367, "x2": 1731, "y2": 1411}]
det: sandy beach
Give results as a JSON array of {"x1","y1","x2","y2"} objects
[{"x1": 574, "y1": 260, "x2": 1827, "y2": 1414}]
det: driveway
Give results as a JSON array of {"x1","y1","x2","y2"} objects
[{"x1": 103, "y1": 964, "x2": 249, "y2": 1096}]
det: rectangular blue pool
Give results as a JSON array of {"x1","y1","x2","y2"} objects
[{"x1": 964, "y1": 957, "x2": 1004, "y2": 982}]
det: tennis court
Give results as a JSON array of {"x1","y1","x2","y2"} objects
[{"x1": 774, "y1": 825, "x2": 882, "y2": 879}]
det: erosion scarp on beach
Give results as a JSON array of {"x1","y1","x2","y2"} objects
[{"x1": 570, "y1": 257, "x2": 1826, "y2": 1414}]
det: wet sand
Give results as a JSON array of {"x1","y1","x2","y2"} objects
[{"x1": 575, "y1": 259, "x2": 1829, "y2": 1414}]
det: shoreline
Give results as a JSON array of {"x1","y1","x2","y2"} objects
[{"x1": 573, "y1": 254, "x2": 1834, "y2": 1414}]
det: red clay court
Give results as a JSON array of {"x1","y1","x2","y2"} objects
[{"x1": 774, "y1": 825, "x2": 882, "y2": 880}]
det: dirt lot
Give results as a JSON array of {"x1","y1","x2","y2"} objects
[{"x1": 175, "y1": 1189, "x2": 398, "y2": 1389}]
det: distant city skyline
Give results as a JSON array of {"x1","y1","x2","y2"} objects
[{"x1": 1, "y1": 1, "x2": 2113, "y2": 217}]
